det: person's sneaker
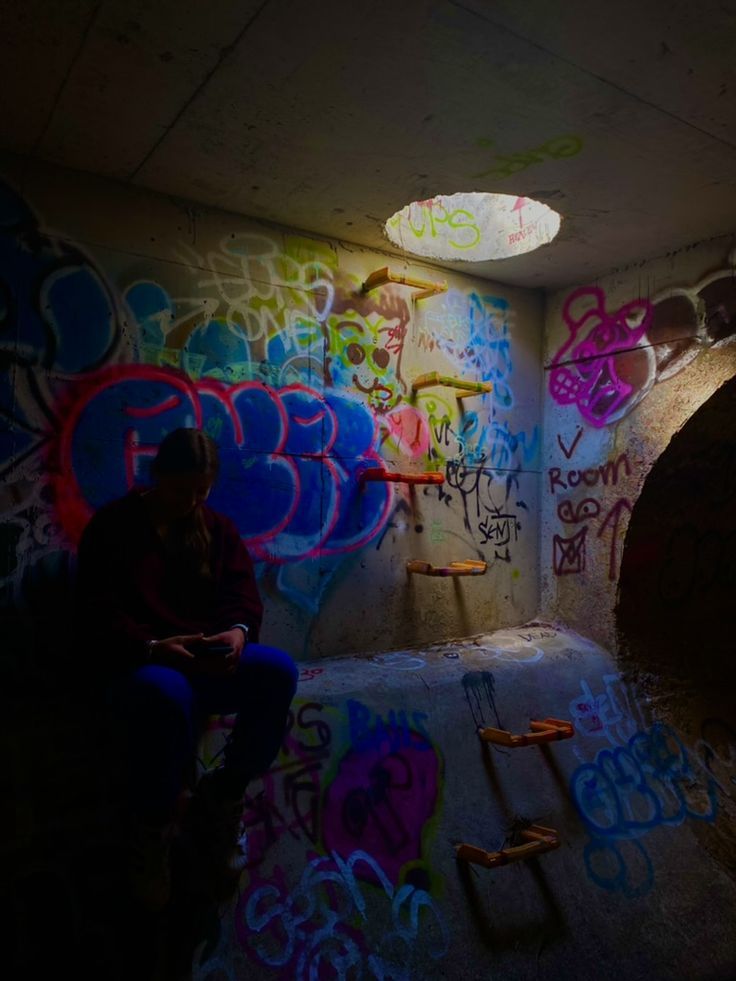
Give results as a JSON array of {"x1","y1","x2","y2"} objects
[
  {"x1": 127, "y1": 820, "x2": 173, "y2": 913},
  {"x1": 183, "y1": 769, "x2": 248, "y2": 897}
]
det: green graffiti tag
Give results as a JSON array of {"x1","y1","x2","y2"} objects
[
  {"x1": 473, "y1": 135, "x2": 583, "y2": 180},
  {"x1": 387, "y1": 199, "x2": 481, "y2": 250}
]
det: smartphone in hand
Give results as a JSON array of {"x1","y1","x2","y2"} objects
[{"x1": 193, "y1": 641, "x2": 233, "y2": 658}]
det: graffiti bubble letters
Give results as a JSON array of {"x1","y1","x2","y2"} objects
[
  {"x1": 548, "y1": 452, "x2": 630, "y2": 494},
  {"x1": 238, "y1": 849, "x2": 448, "y2": 979},
  {"x1": 553, "y1": 526, "x2": 587, "y2": 575},
  {"x1": 571, "y1": 722, "x2": 719, "y2": 839},
  {"x1": 584, "y1": 837, "x2": 654, "y2": 899},
  {"x1": 571, "y1": 722, "x2": 719, "y2": 895},
  {"x1": 52, "y1": 365, "x2": 392, "y2": 563},
  {"x1": 549, "y1": 287, "x2": 654, "y2": 428},
  {"x1": 175, "y1": 233, "x2": 336, "y2": 347},
  {"x1": 347, "y1": 699, "x2": 431, "y2": 753}
]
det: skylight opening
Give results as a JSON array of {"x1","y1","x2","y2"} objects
[{"x1": 384, "y1": 192, "x2": 561, "y2": 262}]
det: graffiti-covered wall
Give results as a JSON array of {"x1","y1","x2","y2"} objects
[
  {"x1": 541, "y1": 234, "x2": 736, "y2": 652},
  {"x1": 0, "y1": 153, "x2": 543, "y2": 672}
]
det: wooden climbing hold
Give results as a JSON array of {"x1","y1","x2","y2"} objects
[
  {"x1": 406, "y1": 559, "x2": 487, "y2": 577},
  {"x1": 361, "y1": 266, "x2": 447, "y2": 300},
  {"x1": 359, "y1": 468, "x2": 444, "y2": 485},
  {"x1": 411, "y1": 371, "x2": 492, "y2": 398},
  {"x1": 477, "y1": 718, "x2": 574, "y2": 747},
  {"x1": 455, "y1": 824, "x2": 560, "y2": 869}
]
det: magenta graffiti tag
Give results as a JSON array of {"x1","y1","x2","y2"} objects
[
  {"x1": 322, "y1": 732, "x2": 440, "y2": 886},
  {"x1": 549, "y1": 286, "x2": 653, "y2": 427}
]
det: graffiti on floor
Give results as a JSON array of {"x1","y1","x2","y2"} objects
[
  {"x1": 346, "y1": 699, "x2": 431, "y2": 752},
  {"x1": 221, "y1": 692, "x2": 446, "y2": 978},
  {"x1": 571, "y1": 720, "x2": 720, "y2": 897},
  {"x1": 476, "y1": 626, "x2": 555, "y2": 666},
  {"x1": 322, "y1": 728, "x2": 440, "y2": 885},
  {"x1": 569, "y1": 674, "x2": 645, "y2": 747},
  {"x1": 236, "y1": 848, "x2": 448, "y2": 979},
  {"x1": 368, "y1": 652, "x2": 427, "y2": 672}
]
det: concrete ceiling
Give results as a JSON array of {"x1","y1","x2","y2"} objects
[{"x1": 2, "y1": 0, "x2": 735, "y2": 287}]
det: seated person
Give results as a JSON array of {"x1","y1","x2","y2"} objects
[{"x1": 75, "y1": 427, "x2": 298, "y2": 910}]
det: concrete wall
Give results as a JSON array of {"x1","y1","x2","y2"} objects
[
  {"x1": 0, "y1": 152, "x2": 543, "y2": 673},
  {"x1": 540, "y1": 235, "x2": 736, "y2": 650},
  {"x1": 539, "y1": 237, "x2": 736, "y2": 903}
]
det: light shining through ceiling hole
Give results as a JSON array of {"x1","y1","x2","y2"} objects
[{"x1": 384, "y1": 192, "x2": 561, "y2": 261}]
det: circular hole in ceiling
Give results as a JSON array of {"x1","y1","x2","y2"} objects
[{"x1": 384, "y1": 192, "x2": 561, "y2": 262}]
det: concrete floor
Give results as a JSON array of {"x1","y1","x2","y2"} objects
[
  {"x1": 188, "y1": 623, "x2": 736, "y2": 981},
  {"x1": 5, "y1": 622, "x2": 735, "y2": 980}
]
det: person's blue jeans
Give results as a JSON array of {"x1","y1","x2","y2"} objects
[{"x1": 115, "y1": 644, "x2": 298, "y2": 824}]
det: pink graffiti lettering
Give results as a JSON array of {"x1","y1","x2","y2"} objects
[
  {"x1": 50, "y1": 364, "x2": 392, "y2": 563},
  {"x1": 549, "y1": 286, "x2": 654, "y2": 427},
  {"x1": 382, "y1": 405, "x2": 431, "y2": 459},
  {"x1": 508, "y1": 223, "x2": 539, "y2": 246}
]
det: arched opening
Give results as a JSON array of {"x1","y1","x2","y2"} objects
[
  {"x1": 617, "y1": 374, "x2": 736, "y2": 688},
  {"x1": 616, "y1": 375, "x2": 736, "y2": 876}
]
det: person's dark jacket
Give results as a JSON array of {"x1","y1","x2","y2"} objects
[{"x1": 75, "y1": 490, "x2": 263, "y2": 672}]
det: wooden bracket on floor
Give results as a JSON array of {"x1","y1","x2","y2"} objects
[
  {"x1": 455, "y1": 825, "x2": 560, "y2": 869},
  {"x1": 406, "y1": 559, "x2": 487, "y2": 577},
  {"x1": 477, "y1": 718, "x2": 574, "y2": 747},
  {"x1": 359, "y1": 468, "x2": 444, "y2": 485},
  {"x1": 411, "y1": 371, "x2": 492, "y2": 398},
  {"x1": 361, "y1": 266, "x2": 447, "y2": 300}
]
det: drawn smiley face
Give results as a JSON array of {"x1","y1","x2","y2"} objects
[{"x1": 326, "y1": 311, "x2": 407, "y2": 412}]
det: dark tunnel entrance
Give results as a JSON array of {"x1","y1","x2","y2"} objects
[
  {"x1": 616, "y1": 373, "x2": 736, "y2": 876},
  {"x1": 616, "y1": 372, "x2": 736, "y2": 692}
]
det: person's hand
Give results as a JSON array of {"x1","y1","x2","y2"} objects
[
  {"x1": 196, "y1": 628, "x2": 246, "y2": 676},
  {"x1": 149, "y1": 632, "x2": 203, "y2": 671}
]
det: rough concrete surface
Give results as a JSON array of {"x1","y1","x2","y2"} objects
[{"x1": 187, "y1": 624, "x2": 736, "y2": 981}]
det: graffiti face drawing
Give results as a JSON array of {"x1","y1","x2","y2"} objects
[{"x1": 324, "y1": 280, "x2": 409, "y2": 414}]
